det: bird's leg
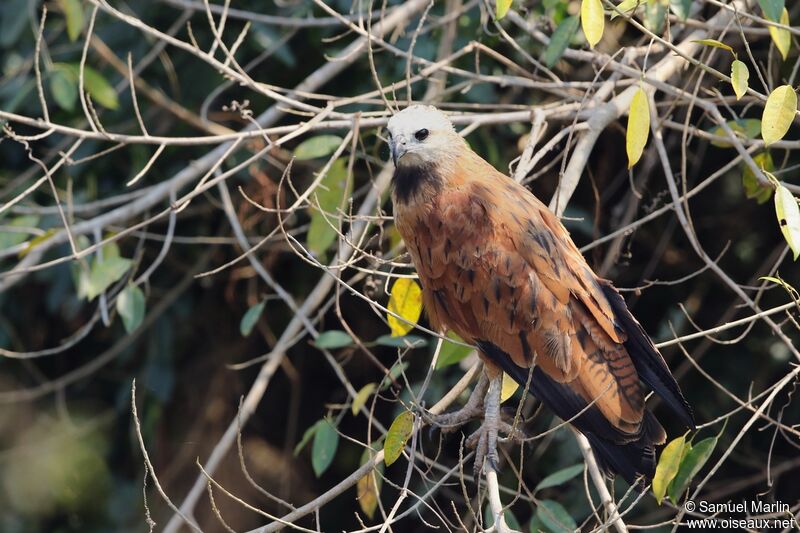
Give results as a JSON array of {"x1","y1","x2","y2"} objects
[
  {"x1": 472, "y1": 371, "x2": 502, "y2": 478},
  {"x1": 428, "y1": 367, "x2": 526, "y2": 479},
  {"x1": 427, "y1": 372, "x2": 489, "y2": 431}
]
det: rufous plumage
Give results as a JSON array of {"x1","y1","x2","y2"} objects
[{"x1": 386, "y1": 105, "x2": 694, "y2": 487}]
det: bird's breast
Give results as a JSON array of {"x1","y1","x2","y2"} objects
[{"x1": 394, "y1": 186, "x2": 493, "y2": 281}]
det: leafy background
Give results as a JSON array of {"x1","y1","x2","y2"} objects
[{"x1": 1, "y1": 0, "x2": 799, "y2": 531}]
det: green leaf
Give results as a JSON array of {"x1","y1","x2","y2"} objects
[
  {"x1": 668, "y1": 436, "x2": 718, "y2": 504},
  {"x1": 0, "y1": 215, "x2": 39, "y2": 250},
  {"x1": 742, "y1": 152, "x2": 774, "y2": 204},
  {"x1": 669, "y1": 0, "x2": 692, "y2": 20},
  {"x1": 535, "y1": 464, "x2": 585, "y2": 491},
  {"x1": 49, "y1": 66, "x2": 78, "y2": 111},
  {"x1": 57, "y1": 63, "x2": 119, "y2": 109},
  {"x1": 496, "y1": 0, "x2": 513, "y2": 20},
  {"x1": 383, "y1": 411, "x2": 414, "y2": 466},
  {"x1": 626, "y1": 87, "x2": 650, "y2": 168},
  {"x1": 380, "y1": 361, "x2": 409, "y2": 390},
  {"x1": 767, "y1": 8, "x2": 791, "y2": 61},
  {"x1": 644, "y1": 0, "x2": 668, "y2": 34},
  {"x1": 240, "y1": 300, "x2": 266, "y2": 337},
  {"x1": 374, "y1": 334, "x2": 427, "y2": 349},
  {"x1": 306, "y1": 158, "x2": 351, "y2": 259},
  {"x1": 542, "y1": 16, "x2": 580, "y2": 67},
  {"x1": 436, "y1": 331, "x2": 473, "y2": 369},
  {"x1": 762, "y1": 85, "x2": 797, "y2": 145},
  {"x1": 611, "y1": 0, "x2": 643, "y2": 20},
  {"x1": 293, "y1": 421, "x2": 320, "y2": 456},
  {"x1": 758, "y1": 0, "x2": 785, "y2": 22},
  {"x1": 86, "y1": 256, "x2": 132, "y2": 300},
  {"x1": 116, "y1": 284, "x2": 145, "y2": 333},
  {"x1": 653, "y1": 434, "x2": 687, "y2": 504},
  {"x1": 294, "y1": 135, "x2": 343, "y2": 160},
  {"x1": 0, "y1": 0, "x2": 29, "y2": 48},
  {"x1": 536, "y1": 499, "x2": 577, "y2": 532},
  {"x1": 82, "y1": 66, "x2": 119, "y2": 109},
  {"x1": 708, "y1": 118, "x2": 761, "y2": 148},
  {"x1": 581, "y1": 0, "x2": 605, "y2": 49},
  {"x1": 730, "y1": 60, "x2": 749, "y2": 101},
  {"x1": 692, "y1": 39, "x2": 733, "y2": 53},
  {"x1": 529, "y1": 512, "x2": 547, "y2": 532},
  {"x1": 774, "y1": 184, "x2": 800, "y2": 260},
  {"x1": 351, "y1": 383, "x2": 377, "y2": 415},
  {"x1": 314, "y1": 330, "x2": 354, "y2": 349},
  {"x1": 250, "y1": 24, "x2": 296, "y2": 67},
  {"x1": 311, "y1": 417, "x2": 339, "y2": 477},
  {"x1": 387, "y1": 278, "x2": 423, "y2": 337},
  {"x1": 484, "y1": 503, "x2": 522, "y2": 530},
  {"x1": 58, "y1": 0, "x2": 84, "y2": 41},
  {"x1": 102, "y1": 239, "x2": 122, "y2": 260}
]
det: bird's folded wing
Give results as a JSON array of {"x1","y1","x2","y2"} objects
[{"x1": 416, "y1": 180, "x2": 646, "y2": 436}]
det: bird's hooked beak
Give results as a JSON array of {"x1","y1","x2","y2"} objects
[{"x1": 389, "y1": 134, "x2": 408, "y2": 165}]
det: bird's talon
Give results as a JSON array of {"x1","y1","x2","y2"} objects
[{"x1": 428, "y1": 407, "x2": 483, "y2": 433}]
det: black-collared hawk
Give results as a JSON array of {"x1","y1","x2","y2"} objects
[{"x1": 385, "y1": 105, "x2": 694, "y2": 487}]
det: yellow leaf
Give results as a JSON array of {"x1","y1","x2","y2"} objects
[
  {"x1": 386, "y1": 224, "x2": 403, "y2": 251},
  {"x1": 768, "y1": 8, "x2": 791, "y2": 61},
  {"x1": 18, "y1": 228, "x2": 57, "y2": 258},
  {"x1": 691, "y1": 39, "x2": 734, "y2": 53},
  {"x1": 610, "y1": 0, "x2": 641, "y2": 20},
  {"x1": 358, "y1": 473, "x2": 381, "y2": 519},
  {"x1": 384, "y1": 411, "x2": 414, "y2": 466},
  {"x1": 653, "y1": 435, "x2": 687, "y2": 504},
  {"x1": 774, "y1": 184, "x2": 800, "y2": 260},
  {"x1": 762, "y1": 85, "x2": 797, "y2": 145},
  {"x1": 730, "y1": 60, "x2": 749, "y2": 100},
  {"x1": 352, "y1": 383, "x2": 377, "y2": 415},
  {"x1": 387, "y1": 278, "x2": 422, "y2": 337},
  {"x1": 581, "y1": 0, "x2": 605, "y2": 48},
  {"x1": 626, "y1": 87, "x2": 650, "y2": 168},
  {"x1": 496, "y1": 0, "x2": 513, "y2": 19},
  {"x1": 356, "y1": 472, "x2": 380, "y2": 519},
  {"x1": 356, "y1": 448, "x2": 383, "y2": 519},
  {"x1": 760, "y1": 275, "x2": 800, "y2": 299},
  {"x1": 500, "y1": 373, "x2": 519, "y2": 403}
]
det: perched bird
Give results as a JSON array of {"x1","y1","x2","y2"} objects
[{"x1": 385, "y1": 105, "x2": 694, "y2": 488}]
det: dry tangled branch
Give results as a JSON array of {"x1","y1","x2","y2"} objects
[{"x1": 1, "y1": 0, "x2": 799, "y2": 531}]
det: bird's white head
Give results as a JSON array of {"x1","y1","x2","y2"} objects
[{"x1": 386, "y1": 105, "x2": 463, "y2": 168}]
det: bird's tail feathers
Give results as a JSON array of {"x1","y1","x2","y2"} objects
[
  {"x1": 599, "y1": 282, "x2": 695, "y2": 429},
  {"x1": 584, "y1": 409, "x2": 665, "y2": 490},
  {"x1": 583, "y1": 432, "x2": 655, "y2": 491}
]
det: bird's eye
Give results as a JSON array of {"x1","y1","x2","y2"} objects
[
  {"x1": 386, "y1": 130, "x2": 392, "y2": 140},
  {"x1": 414, "y1": 128, "x2": 429, "y2": 141}
]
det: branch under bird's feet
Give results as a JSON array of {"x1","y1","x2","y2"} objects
[{"x1": 475, "y1": 370, "x2": 502, "y2": 476}]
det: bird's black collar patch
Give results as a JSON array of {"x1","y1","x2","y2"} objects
[{"x1": 392, "y1": 162, "x2": 442, "y2": 204}]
